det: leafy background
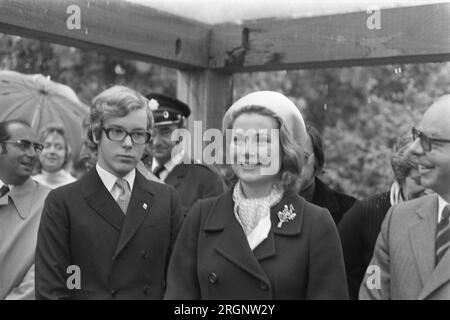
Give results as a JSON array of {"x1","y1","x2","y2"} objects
[{"x1": 1, "y1": 33, "x2": 449, "y2": 199}]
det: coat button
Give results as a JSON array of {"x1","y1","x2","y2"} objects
[
  {"x1": 260, "y1": 282, "x2": 268, "y2": 291},
  {"x1": 140, "y1": 249, "x2": 148, "y2": 259},
  {"x1": 143, "y1": 285, "x2": 151, "y2": 295},
  {"x1": 208, "y1": 272, "x2": 218, "y2": 284}
]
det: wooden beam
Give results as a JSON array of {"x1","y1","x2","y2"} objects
[
  {"x1": 209, "y1": 3, "x2": 450, "y2": 72},
  {"x1": 177, "y1": 69, "x2": 233, "y2": 133},
  {"x1": 0, "y1": 0, "x2": 210, "y2": 69}
]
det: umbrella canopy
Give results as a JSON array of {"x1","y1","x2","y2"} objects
[{"x1": 0, "y1": 70, "x2": 90, "y2": 163}]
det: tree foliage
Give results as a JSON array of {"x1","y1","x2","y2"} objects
[{"x1": 1, "y1": 33, "x2": 449, "y2": 198}]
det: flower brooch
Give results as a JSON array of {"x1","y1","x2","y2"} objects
[{"x1": 277, "y1": 204, "x2": 296, "y2": 228}]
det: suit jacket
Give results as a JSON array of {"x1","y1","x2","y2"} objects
[
  {"x1": 338, "y1": 192, "x2": 391, "y2": 299},
  {"x1": 360, "y1": 194, "x2": 450, "y2": 300},
  {"x1": 35, "y1": 169, "x2": 183, "y2": 300},
  {"x1": 165, "y1": 190, "x2": 348, "y2": 300},
  {"x1": 309, "y1": 177, "x2": 357, "y2": 225},
  {"x1": 0, "y1": 178, "x2": 50, "y2": 299},
  {"x1": 165, "y1": 163, "x2": 226, "y2": 217}
]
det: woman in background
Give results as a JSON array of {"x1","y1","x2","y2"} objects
[
  {"x1": 338, "y1": 134, "x2": 429, "y2": 299},
  {"x1": 33, "y1": 125, "x2": 76, "y2": 189},
  {"x1": 165, "y1": 91, "x2": 348, "y2": 300}
]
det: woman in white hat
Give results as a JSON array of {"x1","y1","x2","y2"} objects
[{"x1": 165, "y1": 91, "x2": 348, "y2": 299}]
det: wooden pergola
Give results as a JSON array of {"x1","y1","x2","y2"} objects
[{"x1": 1, "y1": 0, "x2": 449, "y2": 131}]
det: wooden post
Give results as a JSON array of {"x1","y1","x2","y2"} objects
[{"x1": 177, "y1": 69, "x2": 233, "y2": 132}]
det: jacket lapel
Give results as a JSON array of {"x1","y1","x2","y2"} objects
[
  {"x1": 416, "y1": 195, "x2": 450, "y2": 299},
  {"x1": 113, "y1": 172, "x2": 153, "y2": 259},
  {"x1": 253, "y1": 193, "x2": 304, "y2": 261},
  {"x1": 82, "y1": 169, "x2": 124, "y2": 232},
  {"x1": 204, "y1": 191, "x2": 270, "y2": 285},
  {"x1": 408, "y1": 195, "x2": 438, "y2": 287},
  {"x1": 419, "y1": 248, "x2": 450, "y2": 299}
]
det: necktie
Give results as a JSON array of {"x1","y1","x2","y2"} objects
[
  {"x1": 0, "y1": 185, "x2": 10, "y2": 198},
  {"x1": 436, "y1": 205, "x2": 450, "y2": 266},
  {"x1": 115, "y1": 178, "x2": 131, "y2": 214},
  {"x1": 153, "y1": 165, "x2": 166, "y2": 179}
]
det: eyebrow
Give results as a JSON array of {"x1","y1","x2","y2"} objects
[{"x1": 107, "y1": 125, "x2": 147, "y2": 131}]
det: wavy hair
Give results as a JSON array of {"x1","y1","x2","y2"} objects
[
  {"x1": 89, "y1": 85, "x2": 153, "y2": 143},
  {"x1": 36, "y1": 125, "x2": 72, "y2": 171},
  {"x1": 391, "y1": 134, "x2": 417, "y2": 184}
]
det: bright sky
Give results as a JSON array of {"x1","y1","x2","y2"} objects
[{"x1": 127, "y1": 0, "x2": 450, "y2": 24}]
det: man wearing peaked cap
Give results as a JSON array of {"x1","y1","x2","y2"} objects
[{"x1": 145, "y1": 93, "x2": 226, "y2": 217}]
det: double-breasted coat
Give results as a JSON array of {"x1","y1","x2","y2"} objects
[
  {"x1": 35, "y1": 169, "x2": 183, "y2": 299},
  {"x1": 165, "y1": 190, "x2": 348, "y2": 300}
]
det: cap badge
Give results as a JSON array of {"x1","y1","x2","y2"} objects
[{"x1": 148, "y1": 98, "x2": 159, "y2": 111}]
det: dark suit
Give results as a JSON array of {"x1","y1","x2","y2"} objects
[
  {"x1": 35, "y1": 169, "x2": 183, "y2": 300},
  {"x1": 165, "y1": 163, "x2": 226, "y2": 217},
  {"x1": 338, "y1": 192, "x2": 391, "y2": 299},
  {"x1": 308, "y1": 177, "x2": 357, "y2": 225},
  {"x1": 165, "y1": 190, "x2": 348, "y2": 300}
]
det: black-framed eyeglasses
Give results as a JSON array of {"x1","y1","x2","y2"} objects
[
  {"x1": 411, "y1": 127, "x2": 450, "y2": 152},
  {"x1": 102, "y1": 127, "x2": 151, "y2": 145},
  {"x1": 2, "y1": 140, "x2": 44, "y2": 153}
]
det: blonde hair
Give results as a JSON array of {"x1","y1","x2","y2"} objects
[{"x1": 90, "y1": 85, "x2": 153, "y2": 142}]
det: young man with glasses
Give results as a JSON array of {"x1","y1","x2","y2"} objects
[
  {"x1": 35, "y1": 86, "x2": 183, "y2": 299},
  {"x1": 0, "y1": 119, "x2": 50, "y2": 299},
  {"x1": 360, "y1": 95, "x2": 450, "y2": 300}
]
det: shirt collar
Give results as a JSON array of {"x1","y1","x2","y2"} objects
[
  {"x1": 437, "y1": 195, "x2": 449, "y2": 223},
  {"x1": 151, "y1": 145, "x2": 185, "y2": 174},
  {"x1": 96, "y1": 163, "x2": 135, "y2": 193},
  {"x1": 0, "y1": 178, "x2": 39, "y2": 219}
]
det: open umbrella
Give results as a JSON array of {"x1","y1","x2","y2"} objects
[{"x1": 0, "y1": 70, "x2": 90, "y2": 162}]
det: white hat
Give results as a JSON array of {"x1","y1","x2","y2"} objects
[{"x1": 222, "y1": 91, "x2": 307, "y2": 147}]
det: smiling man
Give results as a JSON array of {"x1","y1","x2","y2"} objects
[
  {"x1": 35, "y1": 86, "x2": 183, "y2": 299},
  {"x1": 360, "y1": 95, "x2": 450, "y2": 300},
  {"x1": 0, "y1": 119, "x2": 50, "y2": 299}
]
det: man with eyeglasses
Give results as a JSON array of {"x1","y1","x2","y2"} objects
[
  {"x1": 360, "y1": 95, "x2": 450, "y2": 300},
  {"x1": 0, "y1": 119, "x2": 50, "y2": 299},
  {"x1": 145, "y1": 93, "x2": 226, "y2": 217},
  {"x1": 35, "y1": 86, "x2": 183, "y2": 299}
]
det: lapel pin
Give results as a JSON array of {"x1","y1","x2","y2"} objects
[
  {"x1": 277, "y1": 204, "x2": 296, "y2": 228},
  {"x1": 143, "y1": 202, "x2": 148, "y2": 210}
]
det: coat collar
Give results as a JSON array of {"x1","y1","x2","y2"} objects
[
  {"x1": 81, "y1": 169, "x2": 154, "y2": 258},
  {"x1": 203, "y1": 190, "x2": 305, "y2": 284},
  {"x1": 0, "y1": 178, "x2": 43, "y2": 219},
  {"x1": 204, "y1": 190, "x2": 304, "y2": 235}
]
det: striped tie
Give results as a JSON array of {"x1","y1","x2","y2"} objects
[
  {"x1": 115, "y1": 178, "x2": 131, "y2": 214},
  {"x1": 0, "y1": 185, "x2": 9, "y2": 198},
  {"x1": 436, "y1": 205, "x2": 450, "y2": 266}
]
